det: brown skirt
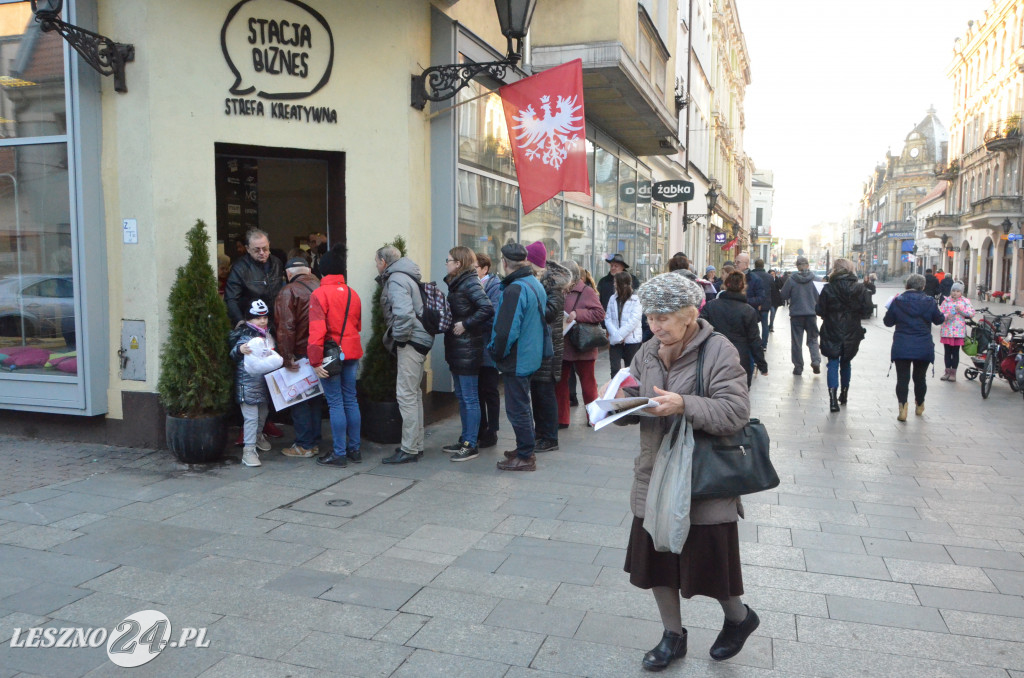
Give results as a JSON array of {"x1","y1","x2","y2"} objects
[{"x1": 624, "y1": 516, "x2": 743, "y2": 599}]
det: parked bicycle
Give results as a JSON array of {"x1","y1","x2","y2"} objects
[{"x1": 963, "y1": 308, "x2": 1024, "y2": 398}]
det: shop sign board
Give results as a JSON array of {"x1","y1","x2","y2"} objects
[
  {"x1": 887, "y1": 231, "x2": 914, "y2": 238},
  {"x1": 620, "y1": 181, "x2": 652, "y2": 203},
  {"x1": 221, "y1": 0, "x2": 338, "y2": 123},
  {"x1": 714, "y1": 232, "x2": 727, "y2": 243},
  {"x1": 1008, "y1": 233, "x2": 1023, "y2": 241},
  {"x1": 651, "y1": 180, "x2": 694, "y2": 202}
]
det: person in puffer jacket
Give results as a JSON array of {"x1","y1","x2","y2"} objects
[
  {"x1": 604, "y1": 272, "x2": 644, "y2": 379},
  {"x1": 817, "y1": 259, "x2": 873, "y2": 412},
  {"x1": 937, "y1": 281, "x2": 974, "y2": 382},
  {"x1": 229, "y1": 300, "x2": 275, "y2": 467},
  {"x1": 528, "y1": 244, "x2": 570, "y2": 453},
  {"x1": 700, "y1": 272, "x2": 767, "y2": 386},
  {"x1": 884, "y1": 274, "x2": 944, "y2": 421},
  {"x1": 476, "y1": 253, "x2": 504, "y2": 448},
  {"x1": 441, "y1": 246, "x2": 494, "y2": 462}
]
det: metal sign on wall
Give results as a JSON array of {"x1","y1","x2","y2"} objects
[
  {"x1": 652, "y1": 180, "x2": 694, "y2": 202},
  {"x1": 221, "y1": 0, "x2": 338, "y2": 123}
]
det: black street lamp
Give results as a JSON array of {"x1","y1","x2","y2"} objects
[
  {"x1": 1001, "y1": 218, "x2": 1013, "y2": 235},
  {"x1": 30, "y1": 0, "x2": 134, "y2": 93},
  {"x1": 411, "y1": 0, "x2": 538, "y2": 110},
  {"x1": 941, "y1": 233, "x2": 949, "y2": 246},
  {"x1": 682, "y1": 186, "x2": 719, "y2": 230}
]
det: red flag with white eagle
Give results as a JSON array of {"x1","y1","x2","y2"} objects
[{"x1": 500, "y1": 59, "x2": 590, "y2": 214}]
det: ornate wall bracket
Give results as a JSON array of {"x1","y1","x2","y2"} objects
[
  {"x1": 411, "y1": 59, "x2": 513, "y2": 111},
  {"x1": 33, "y1": 5, "x2": 134, "y2": 93}
]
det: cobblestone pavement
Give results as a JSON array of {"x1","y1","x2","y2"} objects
[{"x1": 1, "y1": 281, "x2": 1023, "y2": 677}]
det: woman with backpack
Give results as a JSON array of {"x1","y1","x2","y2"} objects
[{"x1": 440, "y1": 246, "x2": 494, "y2": 462}]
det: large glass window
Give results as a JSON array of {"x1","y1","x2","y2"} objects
[
  {"x1": 457, "y1": 79, "x2": 516, "y2": 181},
  {"x1": 520, "y1": 197, "x2": 562, "y2": 263},
  {"x1": 618, "y1": 161, "x2": 636, "y2": 221},
  {"x1": 0, "y1": 3, "x2": 77, "y2": 377},
  {"x1": 457, "y1": 170, "x2": 518, "y2": 264},
  {"x1": 564, "y1": 203, "x2": 594, "y2": 273},
  {"x1": 594, "y1": 147, "x2": 617, "y2": 213}
]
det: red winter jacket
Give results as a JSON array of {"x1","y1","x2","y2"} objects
[{"x1": 308, "y1": 274, "x2": 363, "y2": 367}]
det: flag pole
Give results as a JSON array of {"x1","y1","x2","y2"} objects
[{"x1": 423, "y1": 86, "x2": 501, "y2": 122}]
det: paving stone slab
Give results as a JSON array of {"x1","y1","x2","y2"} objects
[
  {"x1": 202, "y1": 615, "x2": 311, "y2": 661},
  {"x1": 883, "y1": 557, "x2": 996, "y2": 590},
  {"x1": 400, "y1": 587, "x2": 500, "y2": 623},
  {"x1": 826, "y1": 595, "x2": 949, "y2": 632},
  {"x1": 81, "y1": 646, "x2": 228, "y2": 678},
  {"x1": 319, "y1": 575, "x2": 421, "y2": 611},
  {"x1": 483, "y1": 598, "x2": 585, "y2": 638},
  {"x1": 790, "y1": 528, "x2": 865, "y2": 554},
  {"x1": 497, "y1": 554, "x2": 602, "y2": 586},
  {"x1": 946, "y1": 545, "x2": 1024, "y2": 570},
  {"x1": 0, "y1": 502, "x2": 82, "y2": 526},
  {"x1": 803, "y1": 549, "x2": 891, "y2": 580},
  {"x1": 197, "y1": 535, "x2": 324, "y2": 567},
  {"x1": 407, "y1": 617, "x2": 544, "y2": 667},
  {"x1": 263, "y1": 568, "x2": 344, "y2": 598},
  {"x1": 451, "y1": 548, "x2": 510, "y2": 573},
  {"x1": 279, "y1": 630, "x2": 413, "y2": 677},
  {"x1": 0, "y1": 544, "x2": 117, "y2": 587},
  {"x1": 0, "y1": 524, "x2": 80, "y2": 550},
  {"x1": 390, "y1": 648, "x2": 509, "y2": 678},
  {"x1": 196, "y1": 654, "x2": 348, "y2": 678},
  {"x1": 430, "y1": 567, "x2": 559, "y2": 605},
  {"x1": 984, "y1": 568, "x2": 1024, "y2": 596}
]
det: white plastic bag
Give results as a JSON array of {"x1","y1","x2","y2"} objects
[
  {"x1": 643, "y1": 416, "x2": 694, "y2": 554},
  {"x1": 243, "y1": 337, "x2": 283, "y2": 375}
]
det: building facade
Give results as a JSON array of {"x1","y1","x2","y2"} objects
[
  {"x1": 0, "y1": 0, "x2": 686, "y2": 444},
  {"x1": 925, "y1": 0, "x2": 1024, "y2": 302},
  {"x1": 750, "y1": 168, "x2": 773, "y2": 264}
]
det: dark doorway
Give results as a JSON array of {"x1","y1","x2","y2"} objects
[{"x1": 214, "y1": 143, "x2": 345, "y2": 274}]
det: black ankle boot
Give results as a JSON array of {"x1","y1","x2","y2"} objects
[
  {"x1": 828, "y1": 388, "x2": 840, "y2": 412},
  {"x1": 642, "y1": 629, "x2": 687, "y2": 671},
  {"x1": 838, "y1": 387, "x2": 848, "y2": 405},
  {"x1": 710, "y1": 606, "x2": 759, "y2": 661}
]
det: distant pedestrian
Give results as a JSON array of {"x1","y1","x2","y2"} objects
[
  {"x1": 703, "y1": 265, "x2": 719, "y2": 300},
  {"x1": 619, "y1": 273, "x2": 759, "y2": 671},
  {"x1": 923, "y1": 269, "x2": 939, "y2": 299},
  {"x1": 938, "y1": 273, "x2": 954, "y2": 304},
  {"x1": 598, "y1": 253, "x2": 640, "y2": 310},
  {"x1": 489, "y1": 243, "x2": 549, "y2": 472},
  {"x1": 780, "y1": 256, "x2": 821, "y2": 375},
  {"x1": 308, "y1": 247, "x2": 364, "y2": 467},
  {"x1": 748, "y1": 258, "x2": 773, "y2": 349},
  {"x1": 938, "y1": 282, "x2": 974, "y2": 382},
  {"x1": 604, "y1": 271, "x2": 643, "y2": 379},
  {"x1": 817, "y1": 258, "x2": 872, "y2": 412},
  {"x1": 475, "y1": 253, "x2": 503, "y2": 448},
  {"x1": 768, "y1": 269, "x2": 784, "y2": 332},
  {"x1": 884, "y1": 274, "x2": 945, "y2": 421},
  {"x1": 441, "y1": 246, "x2": 494, "y2": 462},
  {"x1": 527, "y1": 243, "x2": 571, "y2": 453},
  {"x1": 557, "y1": 260, "x2": 606, "y2": 428},
  {"x1": 274, "y1": 256, "x2": 323, "y2": 459},
  {"x1": 733, "y1": 254, "x2": 769, "y2": 343},
  {"x1": 700, "y1": 271, "x2": 767, "y2": 386}
]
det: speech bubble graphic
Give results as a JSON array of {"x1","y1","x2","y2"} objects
[{"x1": 222, "y1": 0, "x2": 334, "y2": 100}]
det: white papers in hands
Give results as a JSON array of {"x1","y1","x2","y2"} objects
[
  {"x1": 563, "y1": 311, "x2": 576, "y2": 336},
  {"x1": 587, "y1": 367, "x2": 658, "y2": 431},
  {"x1": 813, "y1": 281, "x2": 826, "y2": 293}
]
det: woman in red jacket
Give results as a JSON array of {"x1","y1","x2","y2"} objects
[
  {"x1": 307, "y1": 246, "x2": 363, "y2": 467},
  {"x1": 555, "y1": 260, "x2": 606, "y2": 427}
]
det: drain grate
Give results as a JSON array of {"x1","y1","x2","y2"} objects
[{"x1": 281, "y1": 473, "x2": 416, "y2": 518}]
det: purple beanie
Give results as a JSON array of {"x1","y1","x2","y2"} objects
[{"x1": 525, "y1": 241, "x2": 548, "y2": 268}]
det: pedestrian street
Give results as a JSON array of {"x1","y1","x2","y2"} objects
[{"x1": 0, "y1": 281, "x2": 1023, "y2": 676}]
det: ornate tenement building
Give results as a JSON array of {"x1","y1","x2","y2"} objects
[{"x1": 925, "y1": 0, "x2": 1024, "y2": 301}]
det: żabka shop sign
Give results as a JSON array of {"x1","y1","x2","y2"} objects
[{"x1": 221, "y1": 0, "x2": 338, "y2": 124}]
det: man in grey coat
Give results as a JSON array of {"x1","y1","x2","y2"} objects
[
  {"x1": 376, "y1": 246, "x2": 435, "y2": 464},
  {"x1": 780, "y1": 255, "x2": 821, "y2": 376}
]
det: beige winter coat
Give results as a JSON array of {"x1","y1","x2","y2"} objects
[{"x1": 623, "y1": 319, "x2": 750, "y2": 523}]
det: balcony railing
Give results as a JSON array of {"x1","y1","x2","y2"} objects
[
  {"x1": 968, "y1": 195, "x2": 1022, "y2": 223},
  {"x1": 984, "y1": 115, "x2": 1022, "y2": 153},
  {"x1": 934, "y1": 160, "x2": 959, "y2": 180}
]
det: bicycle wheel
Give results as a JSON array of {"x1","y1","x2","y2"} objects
[{"x1": 981, "y1": 351, "x2": 996, "y2": 399}]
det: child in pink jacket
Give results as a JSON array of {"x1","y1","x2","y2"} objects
[{"x1": 938, "y1": 281, "x2": 974, "y2": 381}]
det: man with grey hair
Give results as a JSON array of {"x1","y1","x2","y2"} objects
[
  {"x1": 376, "y1": 245, "x2": 434, "y2": 464},
  {"x1": 781, "y1": 255, "x2": 822, "y2": 375},
  {"x1": 225, "y1": 228, "x2": 285, "y2": 325},
  {"x1": 274, "y1": 257, "x2": 322, "y2": 457}
]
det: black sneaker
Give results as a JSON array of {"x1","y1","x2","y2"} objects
[
  {"x1": 450, "y1": 442, "x2": 479, "y2": 462},
  {"x1": 478, "y1": 434, "x2": 498, "y2": 449},
  {"x1": 535, "y1": 439, "x2": 559, "y2": 452},
  {"x1": 442, "y1": 441, "x2": 463, "y2": 453},
  {"x1": 569, "y1": 397, "x2": 579, "y2": 407},
  {"x1": 316, "y1": 453, "x2": 348, "y2": 468},
  {"x1": 792, "y1": 367, "x2": 803, "y2": 375},
  {"x1": 811, "y1": 363, "x2": 821, "y2": 374},
  {"x1": 348, "y1": 449, "x2": 362, "y2": 463}
]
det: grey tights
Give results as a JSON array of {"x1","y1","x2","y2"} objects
[{"x1": 652, "y1": 588, "x2": 746, "y2": 632}]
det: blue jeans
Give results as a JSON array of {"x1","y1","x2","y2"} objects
[
  {"x1": 826, "y1": 357, "x2": 851, "y2": 389},
  {"x1": 290, "y1": 392, "x2": 323, "y2": 450},
  {"x1": 452, "y1": 373, "x2": 481, "y2": 447},
  {"x1": 319, "y1": 359, "x2": 360, "y2": 457},
  {"x1": 759, "y1": 311, "x2": 770, "y2": 348},
  {"x1": 502, "y1": 374, "x2": 535, "y2": 458}
]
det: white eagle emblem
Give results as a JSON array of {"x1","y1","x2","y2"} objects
[{"x1": 511, "y1": 94, "x2": 584, "y2": 169}]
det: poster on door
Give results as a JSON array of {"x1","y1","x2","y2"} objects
[{"x1": 217, "y1": 156, "x2": 259, "y2": 258}]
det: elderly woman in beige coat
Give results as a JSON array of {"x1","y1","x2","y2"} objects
[{"x1": 616, "y1": 273, "x2": 759, "y2": 671}]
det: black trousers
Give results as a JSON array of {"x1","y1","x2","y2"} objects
[
  {"x1": 894, "y1": 359, "x2": 929, "y2": 405},
  {"x1": 530, "y1": 379, "x2": 559, "y2": 443},
  {"x1": 478, "y1": 366, "x2": 501, "y2": 437},
  {"x1": 944, "y1": 344, "x2": 960, "y2": 370},
  {"x1": 608, "y1": 342, "x2": 642, "y2": 379}
]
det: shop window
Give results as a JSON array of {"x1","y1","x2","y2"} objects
[
  {"x1": 520, "y1": 198, "x2": 562, "y2": 263},
  {"x1": 618, "y1": 162, "x2": 636, "y2": 221},
  {"x1": 564, "y1": 203, "x2": 594, "y2": 273},
  {"x1": 0, "y1": 3, "x2": 67, "y2": 140},
  {"x1": 457, "y1": 80, "x2": 516, "y2": 181},
  {"x1": 457, "y1": 170, "x2": 518, "y2": 266},
  {"x1": 596, "y1": 212, "x2": 617, "y2": 264},
  {"x1": 594, "y1": 146, "x2": 618, "y2": 213}
]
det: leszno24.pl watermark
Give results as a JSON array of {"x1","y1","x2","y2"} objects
[{"x1": 8, "y1": 610, "x2": 209, "y2": 668}]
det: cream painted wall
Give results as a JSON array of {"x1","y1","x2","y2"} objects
[
  {"x1": 532, "y1": 0, "x2": 622, "y2": 49},
  {"x1": 98, "y1": 0, "x2": 435, "y2": 417}
]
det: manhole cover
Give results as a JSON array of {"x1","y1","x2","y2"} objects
[{"x1": 283, "y1": 474, "x2": 415, "y2": 518}]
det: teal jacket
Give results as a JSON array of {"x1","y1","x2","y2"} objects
[{"x1": 488, "y1": 266, "x2": 550, "y2": 376}]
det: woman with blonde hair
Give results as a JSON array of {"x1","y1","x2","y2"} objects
[{"x1": 816, "y1": 258, "x2": 872, "y2": 412}]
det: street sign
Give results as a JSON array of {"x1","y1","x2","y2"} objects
[
  {"x1": 651, "y1": 180, "x2": 694, "y2": 202},
  {"x1": 619, "y1": 181, "x2": 652, "y2": 203},
  {"x1": 714, "y1": 232, "x2": 727, "y2": 243},
  {"x1": 1008, "y1": 233, "x2": 1023, "y2": 241}
]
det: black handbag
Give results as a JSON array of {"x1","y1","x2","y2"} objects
[
  {"x1": 567, "y1": 291, "x2": 609, "y2": 351},
  {"x1": 320, "y1": 289, "x2": 351, "y2": 377},
  {"x1": 690, "y1": 334, "x2": 779, "y2": 499}
]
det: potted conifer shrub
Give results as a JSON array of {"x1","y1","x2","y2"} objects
[
  {"x1": 158, "y1": 219, "x2": 233, "y2": 463},
  {"x1": 358, "y1": 235, "x2": 405, "y2": 444}
]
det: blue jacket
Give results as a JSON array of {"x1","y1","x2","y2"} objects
[
  {"x1": 480, "y1": 274, "x2": 503, "y2": 368},
  {"x1": 883, "y1": 290, "x2": 945, "y2": 362},
  {"x1": 488, "y1": 266, "x2": 550, "y2": 377},
  {"x1": 745, "y1": 269, "x2": 769, "y2": 312}
]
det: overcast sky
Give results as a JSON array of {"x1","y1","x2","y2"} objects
[{"x1": 737, "y1": 0, "x2": 994, "y2": 237}]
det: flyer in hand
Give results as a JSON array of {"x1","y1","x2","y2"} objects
[
  {"x1": 264, "y1": 358, "x2": 323, "y2": 411},
  {"x1": 588, "y1": 367, "x2": 658, "y2": 431}
]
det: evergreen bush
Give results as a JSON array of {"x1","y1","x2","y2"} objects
[
  {"x1": 359, "y1": 235, "x2": 407, "y2": 402},
  {"x1": 157, "y1": 220, "x2": 233, "y2": 417}
]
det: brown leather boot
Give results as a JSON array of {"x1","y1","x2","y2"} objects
[{"x1": 497, "y1": 455, "x2": 536, "y2": 472}]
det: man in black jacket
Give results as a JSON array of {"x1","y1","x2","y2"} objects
[
  {"x1": 225, "y1": 229, "x2": 285, "y2": 326},
  {"x1": 736, "y1": 253, "x2": 770, "y2": 349},
  {"x1": 597, "y1": 253, "x2": 640, "y2": 310},
  {"x1": 923, "y1": 269, "x2": 939, "y2": 299}
]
